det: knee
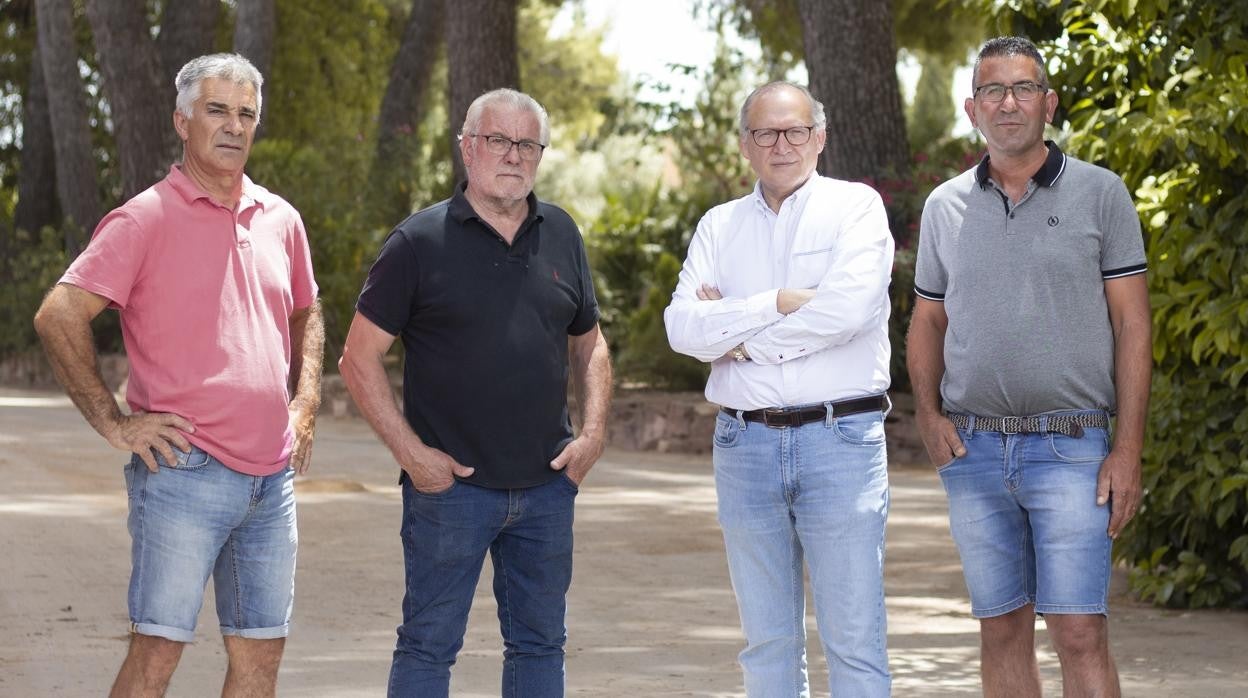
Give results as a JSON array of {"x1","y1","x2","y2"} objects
[
  {"x1": 980, "y1": 608, "x2": 1036, "y2": 653},
  {"x1": 1046, "y1": 615, "x2": 1109, "y2": 661}
]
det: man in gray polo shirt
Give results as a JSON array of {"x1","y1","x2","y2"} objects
[{"x1": 907, "y1": 36, "x2": 1151, "y2": 697}]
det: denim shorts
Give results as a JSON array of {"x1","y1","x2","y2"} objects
[
  {"x1": 124, "y1": 445, "x2": 297, "y2": 642},
  {"x1": 937, "y1": 414, "x2": 1112, "y2": 618}
]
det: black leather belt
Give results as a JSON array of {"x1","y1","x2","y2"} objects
[
  {"x1": 946, "y1": 412, "x2": 1109, "y2": 438},
  {"x1": 723, "y1": 395, "x2": 887, "y2": 428}
]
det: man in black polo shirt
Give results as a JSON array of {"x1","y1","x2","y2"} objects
[{"x1": 339, "y1": 88, "x2": 612, "y2": 697}]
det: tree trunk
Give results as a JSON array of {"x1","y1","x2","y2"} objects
[
  {"x1": 35, "y1": 0, "x2": 102, "y2": 246},
  {"x1": 233, "y1": 0, "x2": 276, "y2": 77},
  {"x1": 445, "y1": 0, "x2": 520, "y2": 183},
  {"x1": 797, "y1": 0, "x2": 910, "y2": 184},
  {"x1": 15, "y1": 46, "x2": 58, "y2": 238},
  {"x1": 371, "y1": 0, "x2": 445, "y2": 222},
  {"x1": 157, "y1": 0, "x2": 220, "y2": 88},
  {"x1": 233, "y1": 0, "x2": 276, "y2": 139},
  {"x1": 85, "y1": 0, "x2": 182, "y2": 202}
]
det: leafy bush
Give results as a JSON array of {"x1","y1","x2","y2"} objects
[{"x1": 0, "y1": 226, "x2": 69, "y2": 358}]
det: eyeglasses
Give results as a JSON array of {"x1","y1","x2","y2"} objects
[
  {"x1": 747, "y1": 125, "x2": 816, "y2": 147},
  {"x1": 973, "y1": 81, "x2": 1046, "y2": 103},
  {"x1": 469, "y1": 133, "x2": 546, "y2": 161}
]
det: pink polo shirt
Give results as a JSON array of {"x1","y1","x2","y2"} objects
[{"x1": 62, "y1": 165, "x2": 317, "y2": 476}]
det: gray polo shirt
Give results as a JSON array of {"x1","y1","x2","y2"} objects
[{"x1": 914, "y1": 142, "x2": 1147, "y2": 417}]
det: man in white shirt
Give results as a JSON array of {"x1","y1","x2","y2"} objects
[{"x1": 664, "y1": 81, "x2": 894, "y2": 697}]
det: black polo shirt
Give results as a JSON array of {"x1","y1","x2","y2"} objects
[{"x1": 357, "y1": 185, "x2": 599, "y2": 488}]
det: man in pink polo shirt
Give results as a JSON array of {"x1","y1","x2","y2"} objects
[{"x1": 33, "y1": 53, "x2": 322, "y2": 696}]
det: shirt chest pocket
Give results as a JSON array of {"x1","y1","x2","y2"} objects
[{"x1": 788, "y1": 246, "x2": 835, "y2": 288}]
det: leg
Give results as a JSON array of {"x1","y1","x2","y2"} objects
[
  {"x1": 712, "y1": 412, "x2": 809, "y2": 697},
  {"x1": 980, "y1": 606, "x2": 1041, "y2": 698},
  {"x1": 797, "y1": 411, "x2": 891, "y2": 696},
  {"x1": 110, "y1": 634, "x2": 186, "y2": 698},
  {"x1": 1044, "y1": 614, "x2": 1119, "y2": 697},
  {"x1": 388, "y1": 479, "x2": 503, "y2": 697},
  {"x1": 221, "y1": 637, "x2": 286, "y2": 697},
  {"x1": 120, "y1": 449, "x2": 245, "y2": 690},
  {"x1": 491, "y1": 474, "x2": 579, "y2": 697},
  {"x1": 213, "y1": 467, "x2": 298, "y2": 696},
  {"x1": 1020, "y1": 425, "x2": 1118, "y2": 696},
  {"x1": 938, "y1": 431, "x2": 1040, "y2": 693}
]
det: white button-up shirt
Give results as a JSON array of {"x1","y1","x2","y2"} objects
[{"x1": 664, "y1": 175, "x2": 894, "y2": 410}]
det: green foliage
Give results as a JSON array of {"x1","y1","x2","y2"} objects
[
  {"x1": 703, "y1": 0, "x2": 989, "y2": 78},
  {"x1": 519, "y1": 1, "x2": 620, "y2": 147},
  {"x1": 580, "y1": 37, "x2": 756, "y2": 389},
  {"x1": 996, "y1": 0, "x2": 1248, "y2": 608},
  {"x1": 0, "y1": 225, "x2": 68, "y2": 357},
  {"x1": 263, "y1": 0, "x2": 395, "y2": 145},
  {"x1": 906, "y1": 52, "x2": 957, "y2": 150}
]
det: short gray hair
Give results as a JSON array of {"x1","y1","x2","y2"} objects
[
  {"x1": 738, "y1": 81, "x2": 827, "y2": 138},
  {"x1": 460, "y1": 88, "x2": 550, "y2": 145},
  {"x1": 175, "y1": 53, "x2": 264, "y2": 123},
  {"x1": 972, "y1": 36, "x2": 1049, "y2": 90}
]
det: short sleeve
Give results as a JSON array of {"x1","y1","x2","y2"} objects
[
  {"x1": 356, "y1": 229, "x2": 420, "y2": 337},
  {"x1": 1099, "y1": 176, "x2": 1147, "y2": 279},
  {"x1": 913, "y1": 192, "x2": 949, "y2": 301},
  {"x1": 288, "y1": 210, "x2": 318, "y2": 309},
  {"x1": 567, "y1": 234, "x2": 599, "y2": 336},
  {"x1": 60, "y1": 210, "x2": 149, "y2": 309}
]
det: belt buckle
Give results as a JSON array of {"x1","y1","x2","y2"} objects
[
  {"x1": 1000, "y1": 416, "x2": 1022, "y2": 434},
  {"x1": 762, "y1": 408, "x2": 794, "y2": 428}
]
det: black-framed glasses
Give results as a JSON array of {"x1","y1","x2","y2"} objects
[
  {"x1": 748, "y1": 125, "x2": 816, "y2": 147},
  {"x1": 469, "y1": 133, "x2": 546, "y2": 161},
  {"x1": 973, "y1": 81, "x2": 1046, "y2": 103}
]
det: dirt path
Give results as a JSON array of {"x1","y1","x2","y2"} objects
[{"x1": 2, "y1": 388, "x2": 1245, "y2": 696}]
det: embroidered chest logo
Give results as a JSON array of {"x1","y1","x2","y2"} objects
[{"x1": 1048, "y1": 215, "x2": 1060, "y2": 227}]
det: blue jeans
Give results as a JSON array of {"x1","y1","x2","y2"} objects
[
  {"x1": 124, "y1": 445, "x2": 297, "y2": 642},
  {"x1": 388, "y1": 474, "x2": 578, "y2": 698},
  {"x1": 713, "y1": 406, "x2": 891, "y2": 697},
  {"x1": 938, "y1": 415, "x2": 1113, "y2": 618}
]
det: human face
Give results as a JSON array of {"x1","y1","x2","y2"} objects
[
  {"x1": 965, "y1": 55, "x2": 1057, "y2": 159},
  {"x1": 173, "y1": 77, "x2": 258, "y2": 181},
  {"x1": 740, "y1": 86, "x2": 826, "y2": 211},
  {"x1": 461, "y1": 106, "x2": 543, "y2": 207}
]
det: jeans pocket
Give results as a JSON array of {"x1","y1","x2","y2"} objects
[
  {"x1": 558, "y1": 471, "x2": 581, "y2": 493},
  {"x1": 150, "y1": 446, "x2": 211, "y2": 471},
  {"x1": 831, "y1": 412, "x2": 886, "y2": 445},
  {"x1": 412, "y1": 480, "x2": 458, "y2": 497},
  {"x1": 713, "y1": 413, "x2": 742, "y2": 449},
  {"x1": 936, "y1": 455, "x2": 960, "y2": 472},
  {"x1": 1048, "y1": 429, "x2": 1110, "y2": 463}
]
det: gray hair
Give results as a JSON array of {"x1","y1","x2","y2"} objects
[
  {"x1": 738, "y1": 81, "x2": 827, "y2": 137},
  {"x1": 175, "y1": 53, "x2": 264, "y2": 123},
  {"x1": 972, "y1": 36, "x2": 1049, "y2": 90},
  {"x1": 459, "y1": 88, "x2": 550, "y2": 145}
]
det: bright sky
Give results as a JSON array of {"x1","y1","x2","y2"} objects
[{"x1": 561, "y1": 0, "x2": 748, "y2": 104}]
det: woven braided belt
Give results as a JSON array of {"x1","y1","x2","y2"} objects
[{"x1": 945, "y1": 412, "x2": 1108, "y2": 438}]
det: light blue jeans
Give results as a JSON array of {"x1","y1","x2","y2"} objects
[
  {"x1": 713, "y1": 405, "x2": 891, "y2": 697},
  {"x1": 124, "y1": 445, "x2": 297, "y2": 642},
  {"x1": 938, "y1": 414, "x2": 1113, "y2": 618}
]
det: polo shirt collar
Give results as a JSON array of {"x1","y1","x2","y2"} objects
[
  {"x1": 167, "y1": 164, "x2": 264, "y2": 211},
  {"x1": 448, "y1": 181, "x2": 542, "y2": 227},
  {"x1": 974, "y1": 140, "x2": 1067, "y2": 189}
]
